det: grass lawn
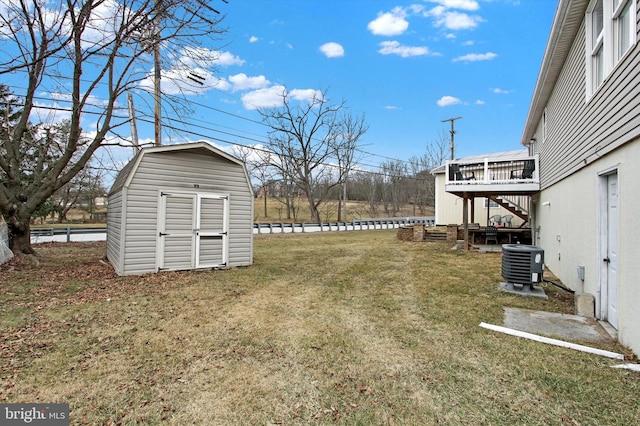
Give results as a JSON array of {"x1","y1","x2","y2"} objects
[{"x1": 1, "y1": 231, "x2": 638, "y2": 425}]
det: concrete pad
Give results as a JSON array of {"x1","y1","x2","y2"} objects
[
  {"x1": 503, "y1": 307, "x2": 613, "y2": 344},
  {"x1": 499, "y1": 282, "x2": 548, "y2": 299},
  {"x1": 598, "y1": 321, "x2": 618, "y2": 341}
]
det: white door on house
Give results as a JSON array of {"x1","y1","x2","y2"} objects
[
  {"x1": 157, "y1": 192, "x2": 229, "y2": 271},
  {"x1": 605, "y1": 173, "x2": 619, "y2": 329}
]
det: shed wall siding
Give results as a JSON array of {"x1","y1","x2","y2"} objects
[
  {"x1": 121, "y1": 150, "x2": 253, "y2": 275},
  {"x1": 106, "y1": 190, "x2": 123, "y2": 275}
]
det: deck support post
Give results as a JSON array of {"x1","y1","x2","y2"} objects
[{"x1": 462, "y1": 193, "x2": 469, "y2": 251}]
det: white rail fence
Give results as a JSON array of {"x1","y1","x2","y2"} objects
[{"x1": 28, "y1": 217, "x2": 436, "y2": 243}]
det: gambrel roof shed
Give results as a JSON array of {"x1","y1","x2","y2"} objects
[{"x1": 107, "y1": 142, "x2": 254, "y2": 276}]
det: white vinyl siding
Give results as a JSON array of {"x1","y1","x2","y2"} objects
[
  {"x1": 524, "y1": 0, "x2": 640, "y2": 358},
  {"x1": 538, "y1": 0, "x2": 640, "y2": 189},
  {"x1": 586, "y1": 0, "x2": 637, "y2": 97},
  {"x1": 615, "y1": 0, "x2": 635, "y2": 60},
  {"x1": 106, "y1": 190, "x2": 123, "y2": 274}
]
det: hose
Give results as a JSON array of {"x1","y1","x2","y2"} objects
[{"x1": 543, "y1": 279, "x2": 575, "y2": 294}]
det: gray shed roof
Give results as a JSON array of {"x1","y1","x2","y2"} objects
[{"x1": 108, "y1": 142, "x2": 248, "y2": 196}]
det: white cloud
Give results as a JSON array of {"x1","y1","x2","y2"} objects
[
  {"x1": 240, "y1": 86, "x2": 323, "y2": 110},
  {"x1": 385, "y1": 105, "x2": 399, "y2": 110},
  {"x1": 8, "y1": 0, "x2": 133, "y2": 49},
  {"x1": 228, "y1": 73, "x2": 270, "y2": 91},
  {"x1": 289, "y1": 89, "x2": 323, "y2": 103},
  {"x1": 319, "y1": 42, "x2": 345, "y2": 58},
  {"x1": 453, "y1": 52, "x2": 497, "y2": 62},
  {"x1": 214, "y1": 51, "x2": 246, "y2": 66},
  {"x1": 430, "y1": 0, "x2": 479, "y2": 11},
  {"x1": 367, "y1": 11, "x2": 409, "y2": 36},
  {"x1": 31, "y1": 101, "x2": 72, "y2": 124},
  {"x1": 475, "y1": 99, "x2": 485, "y2": 105},
  {"x1": 138, "y1": 67, "x2": 229, "y2": 95},
  {"x1": 427, "y1": 5, "x2": 447, "y2": 17},
  {"x1": 210, "y1": 76, "x2": 232, "y2": 91},
  {"x1": 492, "y1": 88, "x2": 512, "y2": 94},
  {"x1": 435, "y1": 11, "x2": 482, "y2": 30},
  {"x1": 437, "y1": 96, "x2": 462, "y2": 107},
  {"x1": 249, "y1": 36, "x2": 259, "y2": 43},
  {"x1": 378, "y1": 41, "x2": 430, "y2": 57},
  {"x1": 178, "y1": 48, "x2": 245, "y2": 68},
  {"x1": 462, "y1": 40, "x2": 474, "y2": 46},
  {"x1": 241, "y1": 86, "x2": 286, "y2": 110}
]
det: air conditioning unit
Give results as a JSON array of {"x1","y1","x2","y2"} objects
[{"x1": 502, "y1": 244, "x2": 544, "y2": 286}]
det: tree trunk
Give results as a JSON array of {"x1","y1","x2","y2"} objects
[
  {"x1": 263, "y1": 193, "x2": 268, "y2": 218},
  {"x1": 308, "y1": 197, "x2": 320, "y2": 223},
  {"x1": 58, "y1": 210, "x2": 68, "y2": 223},
  {"x1": 6, "y1": 219, "x2": 34, "y2": 255}
]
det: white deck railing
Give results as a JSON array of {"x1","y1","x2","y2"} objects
[{"x1": 445, "y1": 155, "x2": 540, "y2": 187}]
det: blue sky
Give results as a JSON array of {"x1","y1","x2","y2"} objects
[
  {"x1": 153, "y1": 0, "x2": 558, "y2": 170},
  {"x1": 2, "y1": 0, "x2": 559, "y2": 185}
]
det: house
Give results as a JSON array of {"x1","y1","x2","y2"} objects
[
  {"x1": 432, "y1": 149, "x2": 533, "y2": 228},
  {"x1": 519, "y1": 0, "x2": 640, "y2": 355},
  {"x1": 107, "y1": 142, "x2": 254, "y2": 276}
]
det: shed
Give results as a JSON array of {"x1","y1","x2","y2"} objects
[{"x1": 106, "y1": 142, "x2": 254, "y2": 276}]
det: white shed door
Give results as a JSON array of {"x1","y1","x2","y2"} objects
[
  {"x1": 157, "y1": 192, "x2": 228, "y2": 271},
  {"x1": 195, "y1": 194, "x2": 228, "y2": 269}
]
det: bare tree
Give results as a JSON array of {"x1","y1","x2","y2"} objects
[
  {"x1": 0, "y1": 0, "x2": 226, "y2": 254},
  {"x1": 246, "y1": 150, "x2": 275, "y2": 220},
  {"x1": 381, "y1": 159, "x2": 407, "y2": 216},
  {"x1": 408, "y1": 155, "x2": 428, "y2": 215},
  {"x1": 54, "y1": 166, "x2": 100, "y2": 223},
  {"x1": 261, "y1": 150, "x2": 299, "y2": 221},
  {"x1": 333, "y1": 112, "x2": 368, "y2": 221},
  {"x1": 259, "y1": 89, "x2": 368, "y2": 223},
  {"x1": 422, "y1": 130, "x2": 451, "y2": 207},
  {"x1": 426, "y1": 130, "x2": 451, "y2": 169}
]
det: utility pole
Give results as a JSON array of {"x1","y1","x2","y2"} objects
[
  {"x1": 154, "y1": 0, "x2": 162, "y2": 146},
  {"x1": 127, "y1": 93, "x2": 140, "y2": 154},
  {"x1": 441, "y1": 116, "x2": 462, "y2": 160}
]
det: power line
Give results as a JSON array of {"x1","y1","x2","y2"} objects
[
  {"x1": 18, "y1": 86, "x2": 433, "y2": 167},
  {"x1": 8, "y1": 98, "x2": 438, "y2": 181}
]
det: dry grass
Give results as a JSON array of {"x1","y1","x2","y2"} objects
[
  {"x1": 1, "y1": 233, "x2": 638, "y2": 425},
  {"x1": 253, "y1": 198, "x2": 434, "y2": 223}
]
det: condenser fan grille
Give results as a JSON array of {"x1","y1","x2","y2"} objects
[{"x1": 502, "y1": 244, "x2": 544, "y2": 285}]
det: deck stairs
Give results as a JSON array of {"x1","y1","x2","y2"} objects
[
  {"x1": 424, "y1": 230, "x2": 447, "y2": 242},
  {"x1": 489, "y1": 195, "x2": 529, "y2": 224}
]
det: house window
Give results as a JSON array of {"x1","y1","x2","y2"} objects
[
  {"x1": 614, "y1": 0, "x2": 634, "y2": 61},
  {"x1": 586, "y1": 0, "x2": 637, "y2": 97},
  {"x1": 591, "y1": 0, "x2": 605, "y2": 91},
  {"x1": 484, "y1": 199, "x2": 499, "y2": 209}
]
